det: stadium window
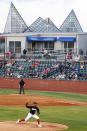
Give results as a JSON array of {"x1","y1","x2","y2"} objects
[
  {"x1": 49, "y1": 42, "x2": 54, "y2": 50},
  {"x1": 68, "y1": 42, "x2": 74, "y2": 48},
  {"x1": 0, "y1": 38, "x2": 5, "y2": 43},
  {"x1": 0, "y1": 38, "x2": 5, "y2": 53},
  {"x1": 9, "y1": 41, "x2": 21, "y2": 53},
  {"x1": 64, "y1": 42, "x2": 67, "y2": 49},
  {"x1": 9, "y1": 41, "x2": 14, "y2": 53},
  {"x1": 15, "y1": 41, "x2": 21, "y2": 53},
  {"x1": 44, "y1": 42, "x2": 54, "y2": 50},
  {"x1": 44, "y1": 42, "x2": 49, "y2": 49}
]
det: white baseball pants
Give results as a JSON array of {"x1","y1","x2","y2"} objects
[{"x1": 25, "y1": 113, "x2": 39, "y2": 121}]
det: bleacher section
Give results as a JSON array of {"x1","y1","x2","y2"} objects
[{"x1": 0, "y1": 57, "x2": 87, "y2": 81}]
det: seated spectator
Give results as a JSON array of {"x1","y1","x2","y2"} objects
[
  {"x1": 58, "y1": 74, "x2": 62, "y2": 80},
  {"x1": 47, "y1": 51, "x2": 51, "y2": 59},
  {"x1": 61, "y1": 73, "x2": 66, "y2": 80},
  {"x1": 43, "y1": 50, "x2": 51, "y2": 59},
  {"x1": 42, "y1": 68, "x2": 47, "y2": 74},
  {"x1": 32, "y1": 61, "x2": 40, "y2": 67},
  {"x1": 80, "y1": 59, "x2": 85, "y2": 65},
  {"x1": 19, "y1": 65, "x2": 24, "y2": 70},
  {"x1": 10, "y1": 52, "x2": 16, "y2": 58},
  {"x1": 80, "y1": 64, "x2": 84, "y2": 70},
  {"x1": 9, "y1": 72, "x2": 14, "y2": 77},
  {"x1": 59, "y1": 64, "x2": 64, "y2": 73},
  {"x1": 7, "y1": 67, "x2": 10, "y2": 73},
  {"x1": 84, "y1": 74, "x2": 87, "y2": 80},
  {"x1": 26, "y1": 57, "x2": 32, "y2": 63},
  {"x1": 43, "y1": 49, "x2": 48, "y2": 57},
  {"x1": 74, "y1": 55, "x2": 80, "y2": 62},
  {"x1": 46, "y1": 67, "x2": 50, "y2": 73},
  {"x1": 74, "y1": 73, "x2": 78, "y2": 80},
  {"x1": 52, "y1": 61, "x2": 59, "y2": 68},
  {"x1": 6, "y1": 52, "x2": 12, "y2": 58},
  {"x1": 33, "y1": 72, "x2": 39, "y2": 78},
  {"x1": 14, "y1": 62, "x2": 20, "y2": 67},
  {"x1": 66, "y1": 53, "x2": 72, "y2": 59},
  {"x1": 10, "y1": 59, "x2": 15, "y2": 64},
  {"x1": 6, "y1": 62, "x2": 12, "y2": 67},
  {"x1": 69, "y1": 71, "x2": 76, "y2": 80},
  {"x1": 78, "y1": 73, "x2": 83, "y2": 80}
]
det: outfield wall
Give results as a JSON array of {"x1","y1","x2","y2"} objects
[{"x1": 0, "y1": 78, "x2": 87, "y2": 94}]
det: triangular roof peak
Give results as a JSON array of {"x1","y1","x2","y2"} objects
[
  {"x1": 59, "y1": 9, "x2": 83, "y2": 33},
  {"x1": 11, "y1": 1, "x2": 14, "y2": 5},
  {"x1": 45, "y1": 18, "x2": 51, "y2": 22},
  {"x1": 45, "y1": 18, "x2": 55, "y2": 26},
  {"x1": 25, "y1": 17, "x2": 60, "y2": 33},
  {"x1": 71, "y1": 9, "x2": 74, "y2": 12},
  {"x1": 70, "y1": 9, "x2": 76, "y2": 16},
  {"x1": 4, "y1": 2, "x2": 28, "y2": 33}
]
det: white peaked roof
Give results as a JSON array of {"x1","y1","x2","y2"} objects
[
  {"x1": 4, "y1": 2, "x2": 28, "y2": 33},
  {"x1": 25, "y1": 17, "x2": 61, "y2": 33},
  {"x1": 59, "y1": 9, "x2": 83, "y2": 33}
]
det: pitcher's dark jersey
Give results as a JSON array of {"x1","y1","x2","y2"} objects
[{"x1": 26, "y1": 103, "x2": 40, "y2": 115}]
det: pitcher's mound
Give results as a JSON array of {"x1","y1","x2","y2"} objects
[{"x1": 0, "y1": 121, "x2": 68, "y2": 131}]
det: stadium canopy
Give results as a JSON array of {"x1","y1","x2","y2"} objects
[
  {"x1": 57, "y1": 37, "x2": 76, "y2": 42},
  {"x1": 26, "y1": 36, "x2": 57, "y2": 41}
]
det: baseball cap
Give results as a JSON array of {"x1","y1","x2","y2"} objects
[{"x1": 33, "y1": 102, "x2": 38, "y2": 104}]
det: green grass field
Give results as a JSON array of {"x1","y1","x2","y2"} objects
[{"x1": 0, "y1": 88, "x2": 87, "y2": 131}]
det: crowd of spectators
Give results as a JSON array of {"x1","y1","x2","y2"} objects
[{"x1": 0, "y1": 52, "x2": 87, "y2": 81}]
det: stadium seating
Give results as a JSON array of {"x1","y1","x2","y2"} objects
[{"x1": 0, "y1": 57, "x2": 87, "y2": 81}]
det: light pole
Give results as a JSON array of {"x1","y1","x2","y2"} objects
[
  {"x1": 3, "y1": 43, "x2": 5, "y2": 78},
  {"x1": 65, "y1": 53, "x2": 67, "y2": 79},
  {"x1": 33, "y1": 46, "x2": 35, "y2": 77}
]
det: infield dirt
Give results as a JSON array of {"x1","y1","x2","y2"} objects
[
  {"x1": 0, "y1": 121, "x2": 68, "y2": 131},
  {"x1": 0, "y1": 94, "x2": 87, "y2": 106}
]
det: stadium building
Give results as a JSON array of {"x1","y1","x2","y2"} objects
[{"x1": 0, "y1": 2, "x2": 87, "y2": 56}]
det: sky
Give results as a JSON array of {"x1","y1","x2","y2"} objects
[{"x1": 0, "y1": 0, "x2": 87, "y2": 33}]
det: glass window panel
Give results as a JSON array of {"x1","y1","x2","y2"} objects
[
  {"x1": 49, "y1": 42, "x2": 54, "y2": 49},
  {"x1": 44, "y1": 42, "x2": 49, "y2": 49},
  {"x1": 68, "y1": 42, "x2": 74, "y2": 48},
  {"x1": 9, "y1": 41, "x2": 14, "y2": 53},
  {"x1": 0, "y1": 38, "x2": 5, "y2": 53},
  {"x1": 0, "y1": 38, "x2": 5, "y2": 43},
  {"x1": 15, "y1": 41, "x2": 21, "y2": 53},
  {"x1": 64, "y1": 42, "x2": 67, "y2": 48}
]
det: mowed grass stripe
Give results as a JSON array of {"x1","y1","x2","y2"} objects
[
  {"x1": 0, "y1": 106, "x2": 87, "y2": 131},
  {"x1": 0, "y1": 88, "x2": 87, "y2": 102}
]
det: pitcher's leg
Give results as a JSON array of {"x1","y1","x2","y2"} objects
[
  {"x1": 32, "y1": 114, "x2": 41, "y2": 127},
  {"x1": 25, "y1": 113, "x2": 32, "y2": 121},
  {"x1": 17, "y1": 113, "x2": 32, "y2": 123}
]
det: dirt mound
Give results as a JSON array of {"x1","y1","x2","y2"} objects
[
  {"x1": 0, "y1": 121, "x2": 68, "y2": 131},
  {"x1": 0, "y1": 94, "x2": 87, "y2": 107}
]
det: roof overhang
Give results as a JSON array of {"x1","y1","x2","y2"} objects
[
  {"x1": 26, "y1": 36, "x2": 57, "y2": 41},
  {"x1": 57, "y1": 37, "x2": 76, "y2": 42}
]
